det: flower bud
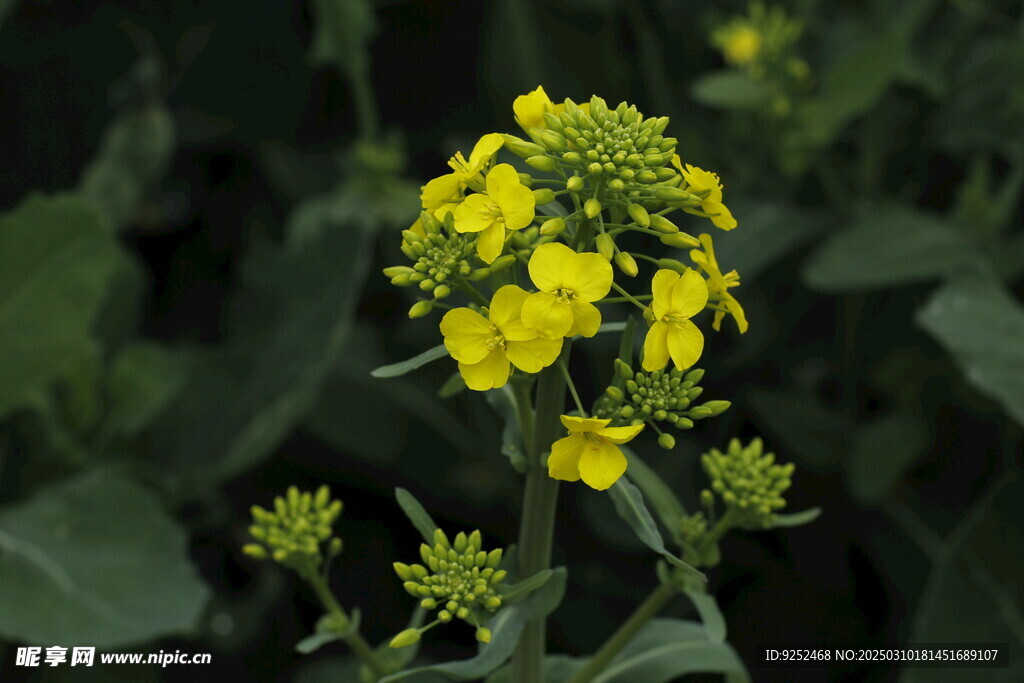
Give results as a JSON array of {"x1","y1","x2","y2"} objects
[
  {"x1": 654, "y1": 167, "x2": 677, "y2": 182},
  {"x1": 390, "y1": 629, "x2": 421, "y2": 649},
  {"x1": 596, "y1": 233, "x2": 615, "y2": 260},
  {"x1": 608, "y1": 178, "x2": 625, "y2": 193},
  {"x1": 614, "y1": 252, "x2": 638, "y2": 277},
  {"x1": 476, "y1": 627, "x2": 492, "y2": 644},
  {"x1": 584, "y1": 198, "x2": 602, "y2": 218},
  {"x1": 654, "y1": 187, "x2": 698, "y2": 203},
  {"x1": 658, "y1": 433, "x2": 676, "y2": 449},
  {"x1": 539, "y1": 129, "x2": 567, "y2": 152},
  {"x1": 648, "y1": 214, "x2": 679, "y2": 234},
  {"x1": 615, "y1": 359, "x2": 633, "y2": 380},
  {"x1": 659, "y1": 232, "x2": 702, "y2": 249},
  {"x1": 468, "y1": 268, "x2": 490, "y2": 281},
  {"x1": 566, "y1": 176, "x2": 584, "y2": 192},
  {"x1": 540, "y1": 217, "x2": 566, "y2": 236},
  {"x1": 517, "y1": 173, "x2": 533, "y2": 188},
  {"x1": 656, "y1": 258, "x2": 688, "y2": 273},
  {"x1": 701, "y1": 400, "x2": 731, "y2": 417},
  {"x1": 433, "y1": 284, "x2": 451, "y2": 299},
  {"x1": 490, "y1": 255, "x2": 516, "y2": 273},
  {"x1": 587, "y1": 162, "x2": 603, "y2": 176},
  {"x1": 503, "y1": 134, "x2": 546, "y2": 158},
  {"x1": 526, "y1": 155, "x2": 557, "y2": 172},
  {"x1": 628, "y1": 203, "x2": 650, "y2": 228},
  {"x1": 605, "y1": 386, "x2": 624, "y2": 401},
  {"x1": 408, "y1": 301, "x2": 433, "y2": 319},
  {"x1": 562, "y1": 151, "x2": 582, "y2": 165},
  {"x1": 533, "y1": 188, "x2": 556, "y2": 205},
  {"x1": 636, "y1": 169, "x2": 658, "y2": 183}
]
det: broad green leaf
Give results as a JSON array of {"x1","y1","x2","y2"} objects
[
  {"x1": 608, "y1": 477, "x2": 704, "y2": 581},
  {"x1": 803, "y1": 207, "x2": 980, "y2": 292},
  {"x1": 372, "y1": 345, "x2": 448, "y2": 378},
  {"x1": 395, "y1": 488, "x2": 438, "y2": 544},
  {"x1": 917, "y1": 272, "x2": 1024, "y2": 426},
  {"x1": 622, "y1": 446, "x2": 686, "y2": 546},
  {"x1": 0, "y1": 194, "x2": 121, "y2": 418},
  {"x1": 772, "y1": 508, "x2": 823, "y2": 528},
  {"x1": 485, "y1": 655, "x2": 586, "y2": 682},
  {"x1": 382, "y1": 568, "x2": 568, "y2": 682},
  {"x1": 683, "y1": 586, "x2": 727, "y2": 643},
  {"x1": 747, "y1": 389, "x2": 850, "y2": 466},
  {"x1": 499, "y1": 568, "x2": 552, "y2": 603},
  {"x1": 593, "y1": 618, "x2": 750, "y2": 683},
  {"x1": 485, "y1": 385, "x2": 528, "y2": 473},
  {"x1": 845, "y1": 411, "x2": 928, "y2": 504},
  {"x1": 0, "y1": 469, "x2": 209, "y2": 646},
  {"x1": 101, "y1": 342, "x2": 191, "y2": 440},
  {"x1": 690, "y1": 71, "x2": 771, "y2": 109}
]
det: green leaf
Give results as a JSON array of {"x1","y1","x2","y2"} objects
[
  {"x1": 374, "y1": 607, "x2": 429, "y2": 675},
  {"x1": 608, "y1": 477, "x2": 704, "y2": 581},
  {"x1": 0, "y1": 194, "x2": 121, "y2": 418},
  {"x1": 845, "y1": 411, "x2": 928, "y2": 504},
  {"x1": 622, "y1": 447, "x2": 686, "y2": 546},
  {"x1": 803, "y1": 207, "x2": 980, "y2": 292},
  {"x1": 690, "y1": 71, "x2": 771, "y2": 109},
  {"x1": 395, "y1": 488, "x2": 439, "y2": 544},
  {"x1": 372, "y1": 345, "x2": 448, "y2": 378},
  {"x1": 295, "y1": 610, "x2": 361, "y2": 654},
  {"x1": 747, "y1": 389, "x2": 850, "y2": 466},
  {"x1": 101, "y1": 342, "x2": 191, "y2": 440},
  {"x1": 592, "y1": 618, "x2": 750, "y2": 683},
  {"x1": 382, "y1": 568, "x2": 568, "y2": 682},
  {"x1": 309, "y1": 0, "x2": 376, "y2": 80},
  {"x1": 485, "y1": 655, "x2": 586, "y2": 683},
  {"x1": 485, "y1": 385, "x2": 528, "y2": 473},
  {"x1": 0, "y1": 0, "x2": 16, "y2": 27},
  {"x1": 499, "y1": 568, "x2": 552, "y2": 603},
  {"x1": 0, "y1": 469, "x2": 209, "y2": 646},
  {"x1": 917, "y1": 272, "x2": 1024, "y2": 426},
  {"x1": 682, "y1": 587, "x2": 727, "y2": 643},
  {"x1": 772, "y1": 508, "x2": 822, "y2": 528}
]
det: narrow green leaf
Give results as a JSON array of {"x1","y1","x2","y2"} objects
[
  {"x1": 499, "y1": 568, "x2": 552, "y2": 603},
  {"x1": 845, "y1": 411, "x2": 928, "y2": 504},
  {"x1": 372, "y1": 345, "x2": 448, "y2": 378},
  {"x1": 485, "y1": 385, "x2": 528, "y2": 473},
  {"x1": 622, "y1": 446, "x2": 687, "y2": 546},
  {"x1": 917, "y1": 272, "x2": 1024, "y2": 426},
  {"x1": 608, "y1": 477, "x2": 704, "y2": 581},
  {"x1": 772, "y1": 508, "x2": 823, "y2": 528},
  {"x1": 0, "y1": 469, "x2": 210, "y2": 646},
  {"x1": 682, "y1": 587, "x2": 727, "y2": 643},
  {"x1": 395, "y1": 488, "x2": 438, "y2": 544},
  {"x1": 295, "y1": 610, "x2": 361, "y2": 654},
  {"x1": 690, "y1": 71, "x2": 771, "y2": 109},
  {"x1": 747, "y1": 389, "x2": 850, "y2": 466}
]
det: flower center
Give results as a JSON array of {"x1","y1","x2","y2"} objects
[
  {"x1": 485, "y1": 324, "x2": 506, "y2": 351},
  {"x1": 661, "y1": 312, "x2": 690, "y2": 326},
  {"x1": 556, "y1": 287, "x2": 576, "y2": 304},
  {"x1": 477, "y1": 199, "x2": 504, "y2": 224}
]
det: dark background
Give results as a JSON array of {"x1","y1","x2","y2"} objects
[{"x1": 0, "y1": 0, "x2": 1022, "y2": 681}]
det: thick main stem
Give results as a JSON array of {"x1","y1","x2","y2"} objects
[
  {"x1": 568, "y1": 582, "x2": 676, "y2": 683},
  {"x1": 510, "y1": 347, "x2": 571, "y2": 681}
]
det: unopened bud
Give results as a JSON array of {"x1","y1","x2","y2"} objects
[
  {"x1": 408, "y1": 301, "x2": 433, "y2": 319},
  {"x1": 517, "y1": 173, "x2": 533, "y2": 188},
  {"x1": 390, "y1": 629, "x2": 421, "y2": 649},
  {"x1": 540, "y1": 217, "x2": 566, "y2": 235},
  {"x1": 490, "y1": 255, "x2": 516, "y2": 273},
  {"x1": 533, "y1": 188, "x2": 556, "y2": 205},
  {"x1": 596, "y1": 233, "x2": 615, "y2": 260},
  {"x1": 658, "y1": 433, "x2": 676, "y2": 449},
  {"x1": 636, "y1": 169, "x2": 658, "y2": 183},
  {"x1": 476, "y1": 627, "x2": 492, "y2": 644},
  {"x1": 526, "y1": 155, "x2": 557, "y2": 172},
  {"x1": 433, "y1": 284, "x2": 451, "y2": 299},
  {"x1": 655, "y1": 187, "x2": 698, "y2": 203},
  {"x1": 656, "y1": 258, "x2": 688, "y2": 273},
  {"x1": 648, "y1": 214, "x2": 679, "y2": 234},
  {"x1": 584, "y1": 198, "x2": 602, "y2": 218},
  {"x1": 539, "y1": 130, "x2": 567, "y2": 152},
  {"x1": 605, "y1": 386, "x2": 624, "y2": 401},
  {"x1": 627, "y1": 203, "x2": 650, "y2": 228},
  {"x1": 614, "y1": 252, "x2": 638, "y2": 277},
  {"x1": 615, "y1": 358, "x2": 633, "y2": 380},
  {"x1": 659, "y1": 232, "x2": 702, "y2": 249},
  {"x1": 503, "y1": 134, "x2": 546, "y2": 158},
  {"x1": 566, "y1": 176, "x2": 584, "y2": 192},
  {"x1": 701, "y1": 400, "x2": 731, "y2": 417}
]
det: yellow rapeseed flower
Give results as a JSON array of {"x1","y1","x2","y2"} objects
[
  {"x1": 440, "y1": 285, "x2": 562, "y2": 391},
  {"x1": 513, "y1": 86, "x2": 589, "y2": 131},
  {"x1": 721, "y1": 26, "x2": 762, "y2": 65},
  {"x1": 547, "y1": 415, "x2": 644, "y2": 490},
  {"x1": 671, "y1": 156, "x2": 737, "y2": 231},
  {"x1": 521, "y1": 242, "x2": 612, "y2": 339},
  {"x1": 421, "y1": 133, "x2": 505, "y2": 214},
  {"x1": 689, "y1": 234, "x2": 748, "y2": 334},
  {"x1": 643, "y1": 268, "x2": 708, "y2": 372},
  {"x1": 453, "y1": 163, "x2": 536, "y2": 264}
]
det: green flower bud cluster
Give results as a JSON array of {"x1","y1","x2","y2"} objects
[
  {"x1": 244, "y1": 485, "x2": 343, "y2": 576},
  {"x1": 509, "y1": 224, "x2": 559, "y2": 260},
  {"x1": 386, "y1": 211, "x2": 473, "y2": 308},
  {"x1": 392, "y1": 529, "x2": 506, "y2": 646},
  {"x1": 701, "y1": 438, "x2": 793, "y2": 529},
  {"x1": 593, "y1": 360, "x2": 731, "y2": 444}
]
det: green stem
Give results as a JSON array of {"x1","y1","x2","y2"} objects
[
  {"x1": 307, "y1": 572, "x2": 387, "y2": 679},
  {"x1": 349, "y1": 65, "x2": 379, "y2": 141},
  {"x1": 558, "y1": 360, "x2": 587, "y2": 415},
  {"x1": 610, "y1": 282, "x2": 649, "y2": 311},
  {"x1": 568, "y1": 582, "x2": 677, "y2": 683},
  {"x1": 457, "y1": 279, "x2": 490, "y2": 307},
  {"x1": 511, "y1": 343, "x2": 572, "y2": 681}
]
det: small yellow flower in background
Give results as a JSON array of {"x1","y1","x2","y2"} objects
[
  {"x1": 453, "y1": 163, "x2": 535, "y2": 263},
  {"x1": 547, "y1": 415, "x2": 644, "y2": 490},
  {"x1": 643, "y1": 268, "x2": 708, "y2": 372},
  {"x1": 720, "y1": 25, "x2": 762, "y2": 66},
  {"x1": 440, "y1": 285, "x2": 562, "y2": 391},
  {"x1": 690, "y1": 234, "x2": 748, "y2": 334},
  {"x1": 421, "y1": 133, "x2": 505, "y2": 214},
  {"x1": 671, "y1": 156, "x2": 737, "y2": 231},
  {"x1": 521, "y1": 242, "x2": 613, "y2": 339}
]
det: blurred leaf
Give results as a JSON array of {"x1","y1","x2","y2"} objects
[
  {"x1": 485, "y1": 385, "x2": 528, "y2": 473},
  {"x1": 259, "y1": 141, "x2": 338, "y2": 202},
  {"x1": 382, "y1": 567, "x2": 568, "y2": 682},
  {"x1": 0, "y1": 0, "x2": 15, "y2": 27},
  {"x1": 592, "y1": 618, "x2": 750, "y2": 683},
  {"x1": 0, "y1": 194, "x2": 121, "y2": 418},
  {"x1": 395, "y1": 488, "x2": 438, "y2": 544},
  {"x1": 772, "y1": 508, "x2": 823, "y2": 528},
  {"x1": 309, "y1": 0, "x2": 375, "y2": 79},
  {"x1": 500, "y1": 568, "x2": 552, "y2": 603},
  {"x1": 372, "y1": 345, "x2": 448, "y2": 378},
  {"x1": 485, "y1": 655, "x2": 586, "y2": 682},
  {"x1": 690, "y1": 71, "x2": 771, "y2": 110},
  {"x1": 622, "y1": 446, "x2": 686, "y2": 546},
  {"x1": 845, "y1": 411, "x2": 928, "y2": 504},
  {"x1": 682, "y1": 585, "x2": 727, "y2": 644},
  {"x1": 802, "y1": 207, "x2": 980, "y2": 292},
  {"x1": 78, "y1": 104, "x2": 176, "y2": 230},
  {"x1": 295, "y1": 611, "x2": 360, "y2": 654},
  {"x1": 101, "y1": 342, "x2": 191, "y2": 441},
  {"x1": 373, "y1": 606, "x2": 429, "y2": 676},
  {"x1": 917, "y1": 272, "x2": 1024, "y2": 426},
  {"x1": 747, "y1": 389, "x2": 850, "y2": 466},
  {"x1": 608, "y1": 477, "x2": 704, "y2": 580},
  {"x1": 0, "y1": 469, "x2": 209, "y2": 646},
  {"x1": 953, "y1": 157, "x2": 1024, "y2": 241}
]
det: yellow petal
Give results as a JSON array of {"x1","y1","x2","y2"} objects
[
  {"x1": 667, "y1": 320, "x2": 704, "y2": 370},
  {"x1": 505, "y1": 336, "x2": 563, "y2": 373},
  {"x1": 578, "y1": 439, "x2": 628, "y2": 490},
  {"x1": 513, "y1": 86, "x2": 554, "y2": 129},
  {"x1": 440, "y1": 308, "x2": 495, "y2": 364},
  {"x1": 670, "y1": 269, "x2": 710, "y2": 318},
  {"x1": 528, "y1": 242, "x2": 575, "y2": 292},
  {"x1": 454, "y1": 193, "x2": 497, "y2": 234},
  {"x1": 488, "y1": 284, "x2": 530, "y2": 332},
  {"x1": 560, "y1": 415, "x2": 612, "y2": 433},
  {"x1": 642, "y1": 321, "x2": 671, "y2": 372},
  {"x1": 458, "y1": 348, "x2": 510, "y2": 391},
  {"x1": 476, "y1": 223, "x2": 506, "y2": 264},
  {"x1": 467, "y1": 133, "x2": 505, "y2": 172},
  {"x1": 596, "y1": 423, "x2": 644, "y2": 444},
  {"x1": 496, "y1": 184, "x2": 535, "y2": 232},
  {"x1": 706, "y1": 201, "x2": 737, "y2": 230},
  {"x1": 566, "y1": 252, "x2": 613, "y2": 302},
  {"x1": 547, "y1": 434, "x2": 585, "y2": 482},
  {"x1": 720, "y1": 294, "x2": 748, "y2": 334},
  {"x1": 522, "y1": 291, "x2": 573, "y2": 339},
  {"x1": 650, "y1": 269, "x2": 680, "y2": 320},
  {"x1": 421, "y1": 173, "x2": 463, "y2": 211},
  {"x1": 567, "y1": 299, "x2": 602, "y2": 337}
]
